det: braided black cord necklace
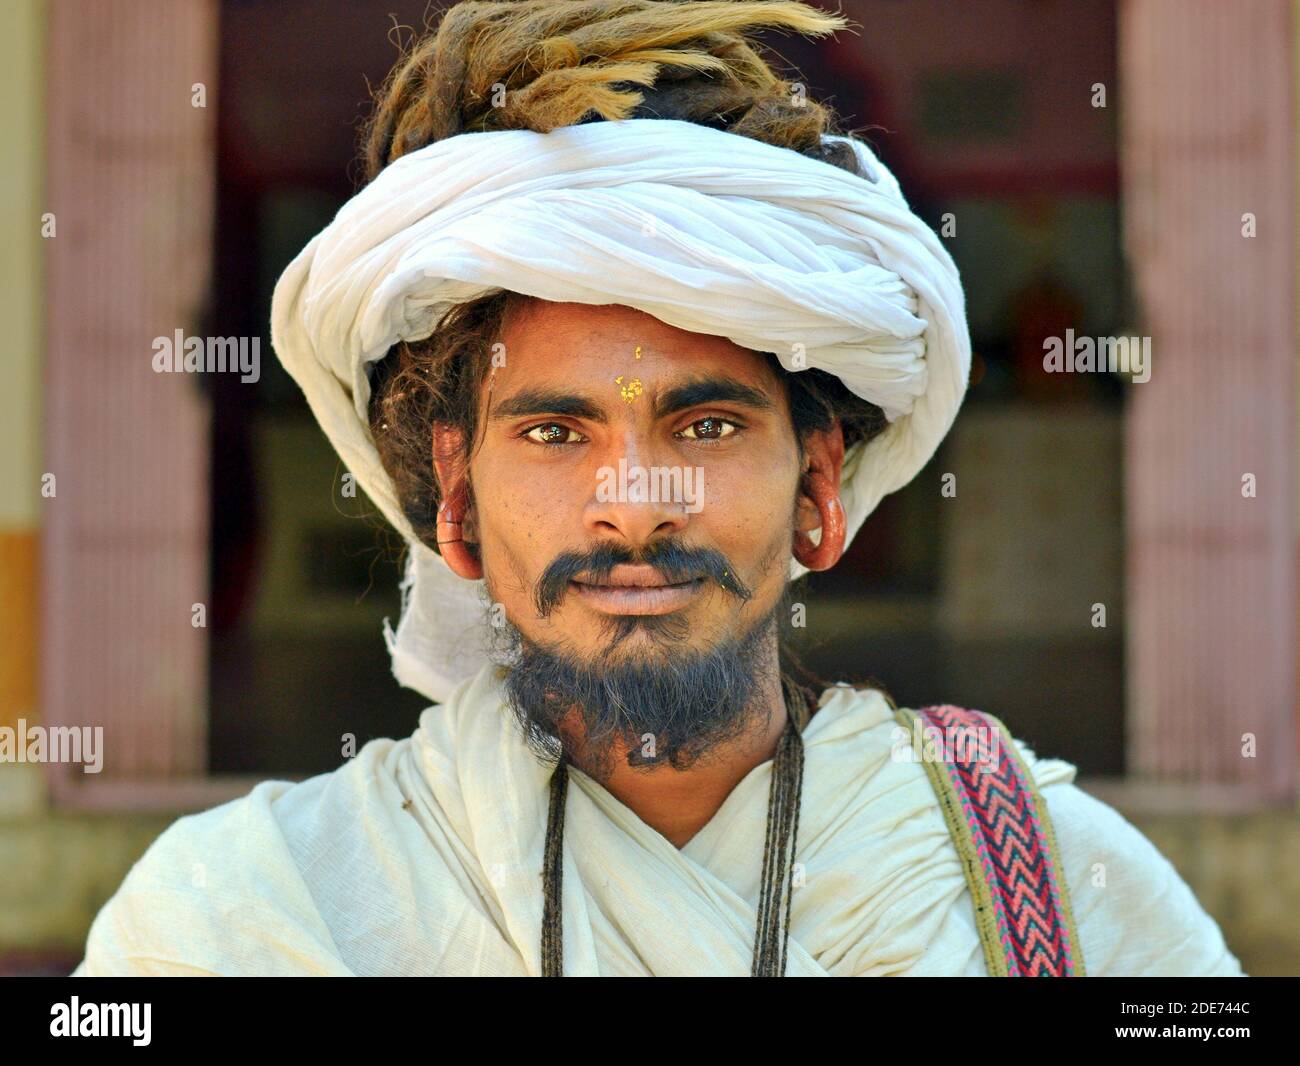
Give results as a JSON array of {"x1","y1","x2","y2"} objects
[{"x1": 541, "y1": 675, "x2": 810, "y2": 976}]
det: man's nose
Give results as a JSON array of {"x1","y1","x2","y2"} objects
[{"x1": 582, "y1": 436, "x2": 692, "y2": 545}]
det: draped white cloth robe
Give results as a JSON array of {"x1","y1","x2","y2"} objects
[{"x1": 73, "y1": 663, "x2": 1245, "y2": 977}]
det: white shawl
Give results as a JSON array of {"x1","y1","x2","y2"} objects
[{"x1": 72, "y1": 663, "x2": 1245, "y2": 976}]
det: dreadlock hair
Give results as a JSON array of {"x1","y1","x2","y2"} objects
[
  {"x1": 360, "y1": 0, "x2": 865, "y2": 179},
  {"x1": 360, "y1": 0, "x2": 893, "y2": 698}
]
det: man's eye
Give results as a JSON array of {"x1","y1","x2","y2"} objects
[
  {"x1": 524, "y1": 422, "x2": 583, "y2": 445},
  {"x1": 677, "y1": 417, "x2": 739, "y2": 441}
]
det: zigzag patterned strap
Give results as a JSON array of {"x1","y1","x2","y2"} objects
[{"x1": 893, "y1": 704, "x2": 1086, "y2": 977}]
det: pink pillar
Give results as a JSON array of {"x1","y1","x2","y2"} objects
[
  {"x1": 43, "y1": 0, "x2": 218, "y2": 793},
  {"x1": 1121, "y1": 0, "x2": 1295, "y2": 797}
]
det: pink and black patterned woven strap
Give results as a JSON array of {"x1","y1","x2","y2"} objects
[{"x1": 894, "y1": 704, "x2": 1086, "y2": 977}]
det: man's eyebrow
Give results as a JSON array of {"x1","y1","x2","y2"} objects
[
  {"x1": 488, "y1": 388, "x2": 608, "y2": 423},
  {"x1": 652, "y1": 376, "x2": 777, "y2": 419}
]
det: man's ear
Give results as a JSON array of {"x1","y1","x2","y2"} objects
[
  {"x1": 431, "y1": 422, "x2": 482, "y2": 579},
  {"x1": 793, "y1": 421, "x2": 848, "y2": 571},
  {"x1": 431, "y1": 422, "x2": 469, "y2": 500},
  {"x1": 794, "y1": 421, "x2": 846, "y2": 533}
]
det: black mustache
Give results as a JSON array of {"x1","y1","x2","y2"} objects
[{"x1": 534, "y1": 540, "x2": 753, "y2": 616}]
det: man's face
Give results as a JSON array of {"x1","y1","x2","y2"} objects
[{"x1": 462, "y1": 300, "x2": 804, "y2": 669}]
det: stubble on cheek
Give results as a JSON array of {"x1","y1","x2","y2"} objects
[
  {"x1": 481, "y1": 550, "x2": 533, "y2": 624},
  {"x1": 741, "y1": 514, "x2": 799, "y2": 606}
]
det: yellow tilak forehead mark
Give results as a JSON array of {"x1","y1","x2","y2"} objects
[
  {"x1": 613, "y1": 375, "x2": 643, "y2": 403},
  {"x1": 615, "y1": 347, "x2": 644, "y2": 402}
]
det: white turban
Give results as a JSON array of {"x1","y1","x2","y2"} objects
[{"x1": 270, "y1": 117, "x2": 970, "y2": 704}]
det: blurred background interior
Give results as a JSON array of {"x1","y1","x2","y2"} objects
[{"x1": 1, "y1": 0, "x2": 1297, "y2": 974}]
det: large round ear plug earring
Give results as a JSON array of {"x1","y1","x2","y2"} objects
[
  {"x1": 792, "y1": 470, "x2": 846, "y2": 571},
  {"x1": 435, "y1": 485, "x2": 484, "y2": 580}
]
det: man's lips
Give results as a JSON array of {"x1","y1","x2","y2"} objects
[{"x1": 569, "y1": 565, "x2": 706, "y2": 615}]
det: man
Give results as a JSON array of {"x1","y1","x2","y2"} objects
[{"x1": 73, "y1": 0, "x2": 1243, "y2": 976}]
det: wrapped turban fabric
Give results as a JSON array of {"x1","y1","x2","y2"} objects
[{"x1": 269, "y1": 117, "x2": 971, "y2": 703}]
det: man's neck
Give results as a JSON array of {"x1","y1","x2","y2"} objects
[{"x1": 558, "y1": 671, "x2": 790, "y2": 849}]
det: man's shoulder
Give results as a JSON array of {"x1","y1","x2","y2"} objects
[
  {"x1": 139, "y1": 732, "x2": 410, "y2": 871},
  {"x1": 855, "y1": 693, "x2": 1081, "y2": 789},
  {"x1": 1044, "y1": 779, "x2": 1248, "y2": 974},
  {"x1": 869, "y1": 699, "x2": 1246, "y2": 975},
  {"x1": 74, "y1": 732, "x2": 418, "y2": 976}
]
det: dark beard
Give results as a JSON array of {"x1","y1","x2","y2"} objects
[{"x1": 488, "y1": 599, "x2": 783, "y2": 782}]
